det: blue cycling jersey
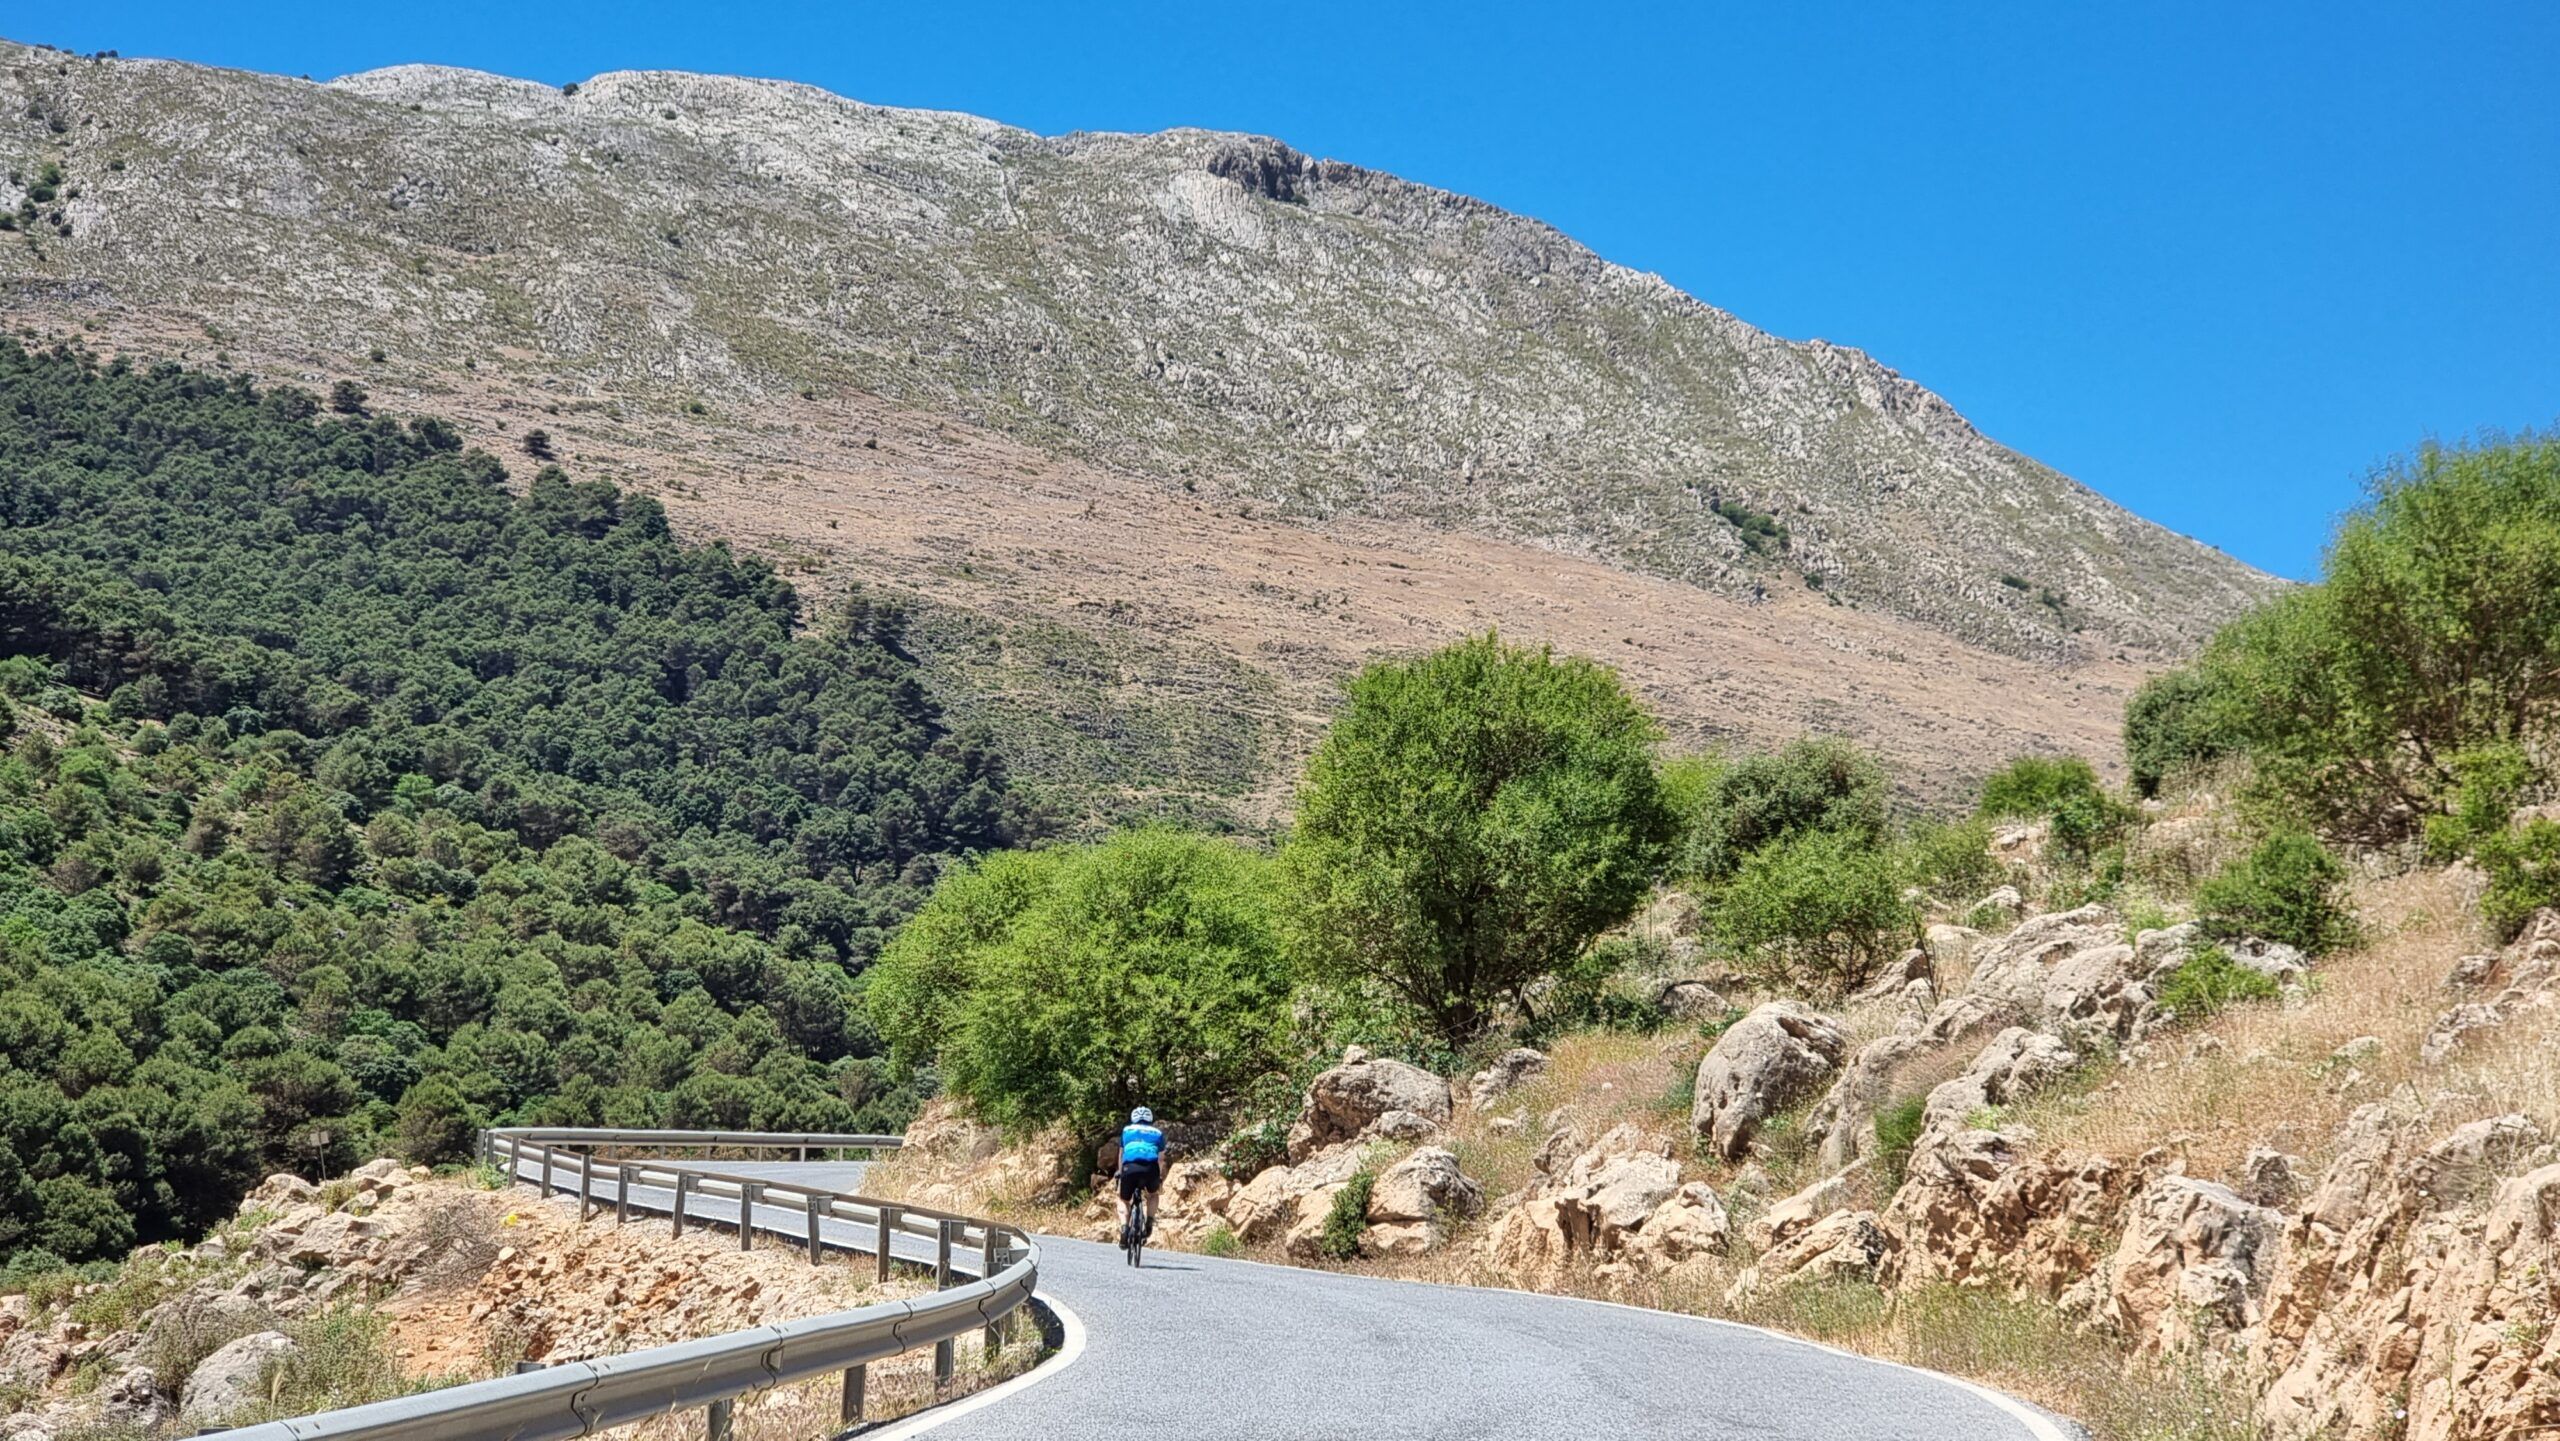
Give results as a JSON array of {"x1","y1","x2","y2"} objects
[{"x1": 1120, "y1": 1122, "x2": 1165, "y2": 1165}]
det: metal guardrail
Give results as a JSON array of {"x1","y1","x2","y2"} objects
[{"x1": 211, "y1": 1128, "x2": 1040, "y2": 1441}]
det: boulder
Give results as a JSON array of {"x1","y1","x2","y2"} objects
[
  {"x1": 1289, "y1": 1048, "x2": 1453, "y2": 1160},
  {"x1": 1746, "y1": 1166, "x2": 1862, "y2": 1252},
  {"x1": 2239, "y1": 1147, "x2": 2307, "y2": 1210},
  {"x1": 1728, "y1": 1209, "x2": 1891, "y2": 1299},
  {"x1": 1917, "y1": 1027, "x2": 2076, "y2": 1140},
  {"x1": 1804, "y1": 1033, "x2": 1926, "y2": 1173},
  {"x1": 181, "y1": 1330, "x2": 297, "y2": 1424},
  {"x1": 1368, "y1": 1147, "x2": 1483, "y2": 1224},
  {"x1": 1921, "y1": 923, "x2": 1981, "y2": 970},
  {"x1": 1937, "y1": 903, "x2": 2177, "y2": 1045},
  {"x1": 1654, "y1": 980, "x2": 1729, "y2": 1021},
  {"x1": 1468, "y1": 1048, "x2": 1549, "y2": 1109},
  {"x1": 97, "y1": 1365, "x2": 169, "y2": 1431},
  {"x1": 1690, "y1": 1001, "x2": 1846, "y2": 1160},
  {"x1": 1626, "y1": 1183, "x2": 1731, "y2": 1265},
  {"x1": 2103, "y1": 1176, "x2": 2285, "y2": 1353},
  {"x1": 246, "y1": 1173, "x2": 317, "y2": 1208}
]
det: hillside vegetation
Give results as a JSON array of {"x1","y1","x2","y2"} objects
[
  {"x1": 866, "y1": 432, "x2": 2560, "y2": 1441},
  {"x1": 0, "y1": 41, "x2": 2273, "y2": 827},
  {"x1": 0, "y1": 345, "x2": 1027, "y2": 1267}
]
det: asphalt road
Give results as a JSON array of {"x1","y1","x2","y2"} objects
[{"x1": 568, "y1": 1158, "x2": 2075, "y2": 1441}]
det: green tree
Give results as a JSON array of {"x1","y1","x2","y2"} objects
[
  {"x1": 2189, "y1": 434, "x2": 2560, "y2": 842},
  {"x1": 1280, "y1": 634, "x2": 1678, "y2": 1043},
  {"x1": 1673, "y1": 736, "x2": 1888, "y2": 884},
  {"x1": 393, "y1": 1076, "x2": 480, "y2": 1166},
  {"x1": 925, "y1": 829, "x2": 1293, "y2": 1132},
  {"x1": 2196, "y1": 830, "x2": 2356, "y2": 955},
  {"x1": 1711, "y1": 828, "x2": 1918, "y2": 993}
]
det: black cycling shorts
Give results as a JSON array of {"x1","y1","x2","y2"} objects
[{"x1": 1116, "y1": 1159, "x2": 1162, "y2": 1202}]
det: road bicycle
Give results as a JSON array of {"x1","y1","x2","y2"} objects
[{"x1": 1120, "y1": 1191, "x2": 1153, "y2": 1267}]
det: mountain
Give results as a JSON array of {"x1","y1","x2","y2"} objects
[{"x1": 0, "y1": 41, "x2": 2281, "y2": 821}]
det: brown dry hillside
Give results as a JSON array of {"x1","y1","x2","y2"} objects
[{"x1": 0, "y1": 40, "x2": 2276, "y2": 822}]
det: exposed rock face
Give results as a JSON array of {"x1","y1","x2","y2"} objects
[
  {"x1": 2102, "y1": 1177, "x2": 2285, "y2": 1354},
  {"x1": 1369, "y1": 1147, "x2": 1484, "y2": 1224},
  {"x1": 0, "y1": 42, "x2": 2278, "y2": 686},
  {"x1": 2255, "y1": 1105, "x2": 2560, "y2": 1440},
  {"x1": 1804, "y1": 1032, "x2": 1926, "y2": 1173},
  {"x1": 179, "y1": 1331, "x2": 297, "y2": 1425},
  {"x1": 1917, "y1": 1027, "x2": 2076, "y2": 1141},
  {"x1": 1691, "y1": 1002, "x2": 1847, "y2": 1159},
  {"x1": 1468, "y1": 1048, "x2": 1549, "y2": 1109},
  {"x1": 1728, "y1": 1210, "x2": 1892, "y2": 1299},
  {"x1": 1883, "y1": 1128, "x2": 2158, "y2": 1300},
  {"x1": 1290, "y1": 1047, "x2": 1453, "y2": 1160},
  {"x1": 1953, "y1": 905, "x2": 2151, "y2": 1043},
  {"x1": 1483, "y1": 1125, "x2": 1725, "y2": 1276}
]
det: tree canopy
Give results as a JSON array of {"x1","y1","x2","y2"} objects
[
  {"x1": 1279, "y1": 633, "x2": 1678, "y2": 1044},
  {"x1": 0, "y1": 345, "x2": 1032, "y2": 1264}
]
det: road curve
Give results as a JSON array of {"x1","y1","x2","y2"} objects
[{"x1": 672, "y1": 1161, "x2": 2072, "y2": 1441}]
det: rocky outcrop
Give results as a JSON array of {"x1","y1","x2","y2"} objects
[
  {"x1": 1290, "y1": 1047, "x2": 1453, "y2": 1160},
  {"x1": 1468, "y1": 1048, "x2": 1549, "y2": 1109},
  {"x1": 1691, "y1": 1002, "x2": 1846, "y2": 1160},
  {"x1": 1884, "y1": 1128, "x2": 2159, "y2": 1300},
  {"x1": 1917, "y1": 1027, "x2": 2076, "y2": 1141},
  {"x1": 2255, "y1": 1104, "x2": 2560, "y2": 1440},
  {"x1": 1804, "y1": 1031, "x2": 1928, "y2": 1173},
  {"x1": 1369, "y1": 1147, "x2": 1484, "y2": 1225},
  {"x1": 1483, "y1": 1125, "x2": 1726, "y2": 1277},
  {"x1": 180, "y1": 1331, "x2": 297, "y2": 1425},
  {"x1": 1727, "y1": 1210, "x2": 1893, "y2": 1299},
  {"x1": 2102, "y1": 1177, "x2": 2285, "y2": 1354}
]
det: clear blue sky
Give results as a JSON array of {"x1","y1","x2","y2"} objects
[{"x1": 36, "y1": 1, "x2": 2560, "y2": 579}]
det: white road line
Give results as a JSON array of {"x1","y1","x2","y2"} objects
[{"x1": 861, "y1": 1292, "x2": 1088, "y2": 1441}]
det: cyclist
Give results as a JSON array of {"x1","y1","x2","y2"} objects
[{"x1": 1116, "y1": 1106, "x2": 1167, "y2": 1243}]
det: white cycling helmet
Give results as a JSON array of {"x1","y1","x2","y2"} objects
[{"x1": 1130, "y1": 1106, "x2": 1154, "y2": 1124}]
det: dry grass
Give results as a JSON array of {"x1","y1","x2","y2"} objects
[{"x1": 2010, "y1": 864, "x2": 2501, "y2": 1180}]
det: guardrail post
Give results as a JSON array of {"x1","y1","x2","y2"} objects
[
  {"x1": 738, "y1": 1182, "x2": 758, "y2": 1251},
  {"x1": 705, "y1": 1396, "x2": 733, "y2": 1441},
  {"x1": 840, "y1": 1363, "x2": 865, "y2": 1422},
  {"x1": 933, "y1": 1219, "x2": 957, "y2": 1389},
  {"x1": 578, "y1": 1150, "x2": 595, "y2": 1222},
  {"x1": 616, "y1": 1164, "x2": 633, "y2": 1225},
  {"x1": 538, "y1": 1143, "x2": 553, "y2": 1197},
  {"x1": 875, "y1": 1206, "x2": 898, "y2": 1282},
  {"x1": 672, "y1": 1172, "x2": 690, "y2": 1238},
  {"x1": 980, "y1": 1226, "x2": 1001, "y2": 1356},
  {"x1": 804, "y1": 1192, "x2": 823, "y2": 1265}
]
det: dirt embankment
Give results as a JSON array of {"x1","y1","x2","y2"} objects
[{"x1": 0, "y1": 1161, "x2": 1035, "y2": 1439}]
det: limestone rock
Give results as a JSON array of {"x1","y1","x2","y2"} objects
[
  {"x1": 2239, "y1": 1147, "x2": 2307, "y2": 1210},
  {"x1": 1804, "y1": 1033, "x2": 1926, "y2": 1172},
  {"x1": 1728, "y1": 1209, "x2": 1891, "y2": 1299},
  {"x1": 1626, "y1": 1183, "x2": 1731, "y2": 1265},
  {"x1": 1654, "y1": 980, "x2": 1729, "y2": 1021},
  {"x1": 1690, "y1": 1001, "x2": 1846, "y2": 1160},
  {"x1": 2255, "y1": 1103, "x2": 2560, "y2": 1440},
  {"x1": 1368, "y1": 1147, "x2": 1483, "y2": 1224},
  {"x1": 2103, "y1": 1176, "x2": 2284, "y2": 1353},
  {"x1": 1917, "y1": 1027, "x2": 2076, "y2": 1141},
  {"x1": 1468, "y1": 1048, "x2": 1549, "y2": 1108},
  {"x1": 1289, "y1": 1048, "x2": 1452, "y2": 1160},
  {"x1": 181, "y1": 1331, "x2": 297, "y2": 1424}
]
